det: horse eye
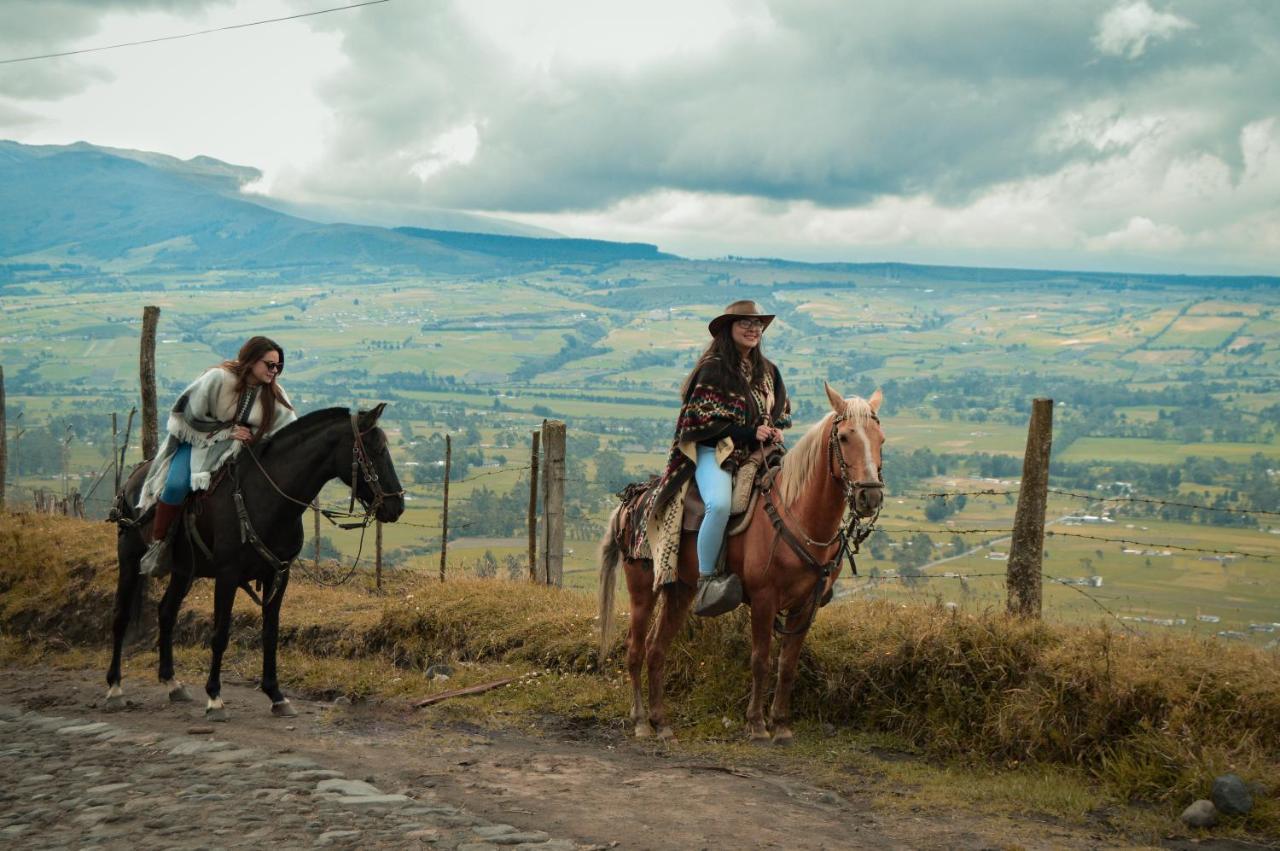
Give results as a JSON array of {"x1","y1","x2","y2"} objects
[{"x1": 838, "y1": 434, "x2": 848, "y2": 442}]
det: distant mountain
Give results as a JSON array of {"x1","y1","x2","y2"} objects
[{"x1": 0, "y1": 140, "x2": 670, "y2": 279}]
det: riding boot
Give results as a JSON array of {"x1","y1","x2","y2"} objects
[
  {"x1": 694, "y1": 573, "x2": 743, "y2": 618},
  {"x1": 140, "y1": 501, "x2": 182, "y2": 578}
]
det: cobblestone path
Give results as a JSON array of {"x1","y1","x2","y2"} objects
[{"x1": 0, "y1": 703, "x2": 583, "y2": 850}]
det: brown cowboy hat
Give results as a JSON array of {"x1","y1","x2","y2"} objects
[{"x1": 708, "y1": 300, "x2": 776, "y2": 336}]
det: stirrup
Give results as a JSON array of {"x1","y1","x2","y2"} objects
[
  {"x1": 694, "y1": 573, "x2": 742, "y2": 618},
  {"x1": 139, "y1": 539, "x2": 172, "y2": 578}
]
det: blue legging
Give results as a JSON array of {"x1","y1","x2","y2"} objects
[
  {"x1": 159, "y1": 442, "x2": 193, "y2": 505},
  {"x1": 694, "y1": 444, "x2": 733, "y2": 577}
]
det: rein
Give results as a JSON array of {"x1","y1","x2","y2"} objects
[
  {"x1": 206, "y1": 412, "x2": 402, "y2": 606},
  {"x1": 761, "y1": 411, "x2": 884, "y2": 636}
]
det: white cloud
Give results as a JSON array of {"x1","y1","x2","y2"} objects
[{"x1": 1093, "y1": 1, "x2": 1194, "y2": 59}]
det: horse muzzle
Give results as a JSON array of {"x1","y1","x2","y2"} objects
[
  {"x1": 376, "y1": 496, "x2": 405, "y2": 524},
  {"x1": 852, "y1": 481, "x2": 884, "y2": 515}
]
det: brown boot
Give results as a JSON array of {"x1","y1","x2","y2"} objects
[{"x1": 140, "y1": 501, "x2": 182, "y2": 577}]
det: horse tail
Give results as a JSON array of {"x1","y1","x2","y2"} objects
[{"x1": 597, "y1": 504, "x2": 625, "y2": 669}]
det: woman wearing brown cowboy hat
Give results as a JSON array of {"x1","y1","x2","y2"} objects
[{"x1": 644, "y1": 300, "x2": 792, "y2": 615}]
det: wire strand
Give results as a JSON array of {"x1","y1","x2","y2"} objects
[{"x1": 0, "y1": 0, "x2": 391, "y2": 65}]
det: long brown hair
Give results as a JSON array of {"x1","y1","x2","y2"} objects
[
  {"x1": 220, "y1": 336, "x2": 294, "y2": 441},
  {"x1": 680, "y1": 323, "x2": 770, "y2": 399}
]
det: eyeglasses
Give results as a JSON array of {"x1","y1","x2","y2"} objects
[
  {"x1": 261, "y1": 358, "x2": 284, "y2": 374},
  {"x1": 735, "y1": 319, "x2": 765, "y2": 330}
]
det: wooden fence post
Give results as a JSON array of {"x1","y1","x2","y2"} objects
[
  {"x1": 0, "y1": 365, "x2": 6, "y2": 511},
  {"x1": 140, "y1": 306, "x2": 160, "y2": 460},
  {"x1": 375, "y1": 519, "x2": 383, "y2": 591},
  {"x1": 111, "y1": 412, "x2": 120, "y2": 495},
  {"x1": 118, "y1": 407, "x2": 135, "y2": 485},
  {"x1": 313, "y1": 502, "x2": 321, "y2": 566},
  {"x1": 527, "y1": 430, "x2": 540, "y2": 582},
  {"x1": 540, "y1": 419, "x2": 566, "y2": 587},
  {"x1": 1007, "y1": 397, "x2": 1053, "y2": 618},
  {"x1": 439, "y1": 433, "x2": 451, "y2": 583},
  {"x1": 61, "y1": 426, "x2": 72, "y2": 501}
]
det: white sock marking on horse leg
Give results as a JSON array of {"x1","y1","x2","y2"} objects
[
  {"x1": 207, "y1": 696, "x2": 224, "y2": 711},
  {"x1": 162, "y1": 678, "x2": 179, "y2": 690},
  {"x1": 106, "y1": 684, "x2": 123, "y2": 699}
]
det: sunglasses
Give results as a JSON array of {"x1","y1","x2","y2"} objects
[
  {"x1": 735, "y1": 319, "x2": 766, "y2": 330},
  {"x1": 260, "y1": 358, "x2": 284, "y2": 374}
]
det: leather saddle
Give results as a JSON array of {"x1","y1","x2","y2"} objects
[{"x1": 681, "y1": 446, "x2": 783, "y2": 536}]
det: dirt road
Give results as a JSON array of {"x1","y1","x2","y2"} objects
[{"x1": 0, "y1": 665, "x2": 1201, "y2": 850}]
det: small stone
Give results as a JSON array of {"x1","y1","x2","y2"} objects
[
  {"x1": 473, "y1": 824, "x2": 518, "y2": 838},
  {"x1": 316, "y1": 829, "x2": 361, "y2": 845},
  {"x1": 334, "y1": 794, "x2": 410, "y2": 806},
  {"x1": 491, "y1": 831, "x2": 551, "y2": 845},
  {"x1": 1180, "y1": 799, "x2": 1218, "y2": 828},
  {"x1": 85, "y1": 783, "x2": 132, "y2": 795},
  {"x1": 288, "y1": 770, "x2": 346, "y2": 781},
  {"x1": 1211, "y1": 774, "x2": 1253, "y2": 815},
  {"x1": 426, "y1": 664, "x2": 455, "y2": 680},
  {"x1": 315, "y1": 778, "x2": 383, "y2": 797},
  {"x1": 334, "y1": 696, "x2": 351, "y2": 706}
]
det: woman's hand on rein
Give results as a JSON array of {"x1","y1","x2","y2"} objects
[
  {"x1": 755, "y1": 424, "x2": 773, "y2": 442},
  {"x1": 231, "y1": 425, "x2": 253, "y2": 443}
]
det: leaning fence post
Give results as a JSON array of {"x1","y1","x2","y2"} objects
[
  {"x1": 140, "y1": 306, "x2": 160, "y2": 460},
  {"x1": 111, "y1": 412, "x2": 120, "y2": 495},
  {"x1": 527, "y1": 430, "x2": 540, "y2": 582},
  {"x1": 313, "y1": 501, "x2": 321, "y2": 566},
  {"x1": 439, "y1": 434, "x2": 451, "y2": 583},
  {"x1": 1007, "y1": 397, "x2": 1053, "y2": 618},
  {"x1": 540, "y1": 419, "x2": 566, "y2": 587},
  {"x1": 0, "y1": 365, "x2": 6, "y2": 511},
  {"x1": 375, "y1": 519, "x2": 383, "y2": 591}
]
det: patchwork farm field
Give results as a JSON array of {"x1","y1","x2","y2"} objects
[{"x1": 2, "y1": 264, "x2": 1277, "y2": 645}]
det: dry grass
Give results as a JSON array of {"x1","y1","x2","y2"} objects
[{"x1": 2, "y1": 512, "x2": 1276, "y2": 837}]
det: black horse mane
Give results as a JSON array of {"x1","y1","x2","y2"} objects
[{"x1": 258, "y1": 407, "x2": 357, "y2": 458}]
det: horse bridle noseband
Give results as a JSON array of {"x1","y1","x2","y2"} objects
[
  {"x1": 348, "y1": 412, "x2": 400, "y2": 517},
  {"x1": 762, "y1": 411, "x2": 884, "y2": 635}
]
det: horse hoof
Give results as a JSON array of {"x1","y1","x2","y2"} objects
[
  {"x1": 747, "y1": 731, "x2": 771, "y2": 746},
  {"x1": 634, "y1": 722, "x2": 654, "y2": 739},
  {"x1": 655, "y1": 726, "x2": 676, "y2": 742},
  {"x1": 771, "y1": 732, "x2": 794, "y2": 747},
  {"x1": 271, "y1": 699, "x2": 297, "y2": 718},
  {"x1": 103, "y1": 695, "x2": 127, "y2": 713},
  {"x1": 169, "y1": 685, "x2": 194, "y2": 703},
  {"x1": 205, "y1": 706, "x2": 229, "y2": 723}
]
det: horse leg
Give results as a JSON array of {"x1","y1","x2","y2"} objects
[
  {"x1": 156, "y1": 572, "x2": 194, "y2": 703},
  {"x1": 106, "y1": 535, "x2": 144, "y2": 711},
  {"x1": 261, "y1": 569, "x2": 296, "y2": 717},
  {"x1": 646, "y1": 580, "x2": 695, "y2": 741},
  {"x1": 745, "y1": 596, "x2": 777, "y2": 743},
  {"x1": 623, "y1": 559, "x2": 657, "y2": 738},
  {"x1": 203, "y1": 573, "x2": 238, "y2": 722},
  {"x1": 768, "y1": 607, "x2": 813, "y2": 746}
]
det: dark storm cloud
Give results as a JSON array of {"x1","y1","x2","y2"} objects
[{"x1": 301, "y1": 0, "x2": 1280, "y2": 212}]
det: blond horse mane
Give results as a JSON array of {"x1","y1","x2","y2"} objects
[{"x1": 775, "y1": 395, "x2": 877, "y2": 507}]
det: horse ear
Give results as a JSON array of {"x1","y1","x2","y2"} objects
[
  {"x1": 359, "y1": 402, "x2": 387, "y2": 427},
  {"x1": 823, "y1": 381, "x2": 844, "y2": 413},
  {"x1": 868, "y1": 388, "x2": 883, "y2": 414}
]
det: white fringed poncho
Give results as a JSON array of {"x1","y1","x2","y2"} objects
[{"x1": 137, "y1": 366, "x2": 296, "y2": 511}]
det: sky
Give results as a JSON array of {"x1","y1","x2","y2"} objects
[{"x1": 1, "y1": 0, "x2": 1277, "y2": 274}]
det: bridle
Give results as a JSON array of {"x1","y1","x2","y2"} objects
[
  {"x1": 762, "y1": 410, "x2": 884, "y2": 635},
  {"x1": 347, "y1": 411, "x2": 402, "y2": 519},
  {"x1": 827, "y1": 410, "x2": 884, "y2": 553},
  {"x1": 212, "y1": 411, "x2": 403, "y2": 606}
]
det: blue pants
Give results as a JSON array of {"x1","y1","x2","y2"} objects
[
  {"x1": 694, "y1": 444, "x2": 733, "y2": 577},
  {"x1": 160, "y1": 442, "x2": 193, "y2": 505}
]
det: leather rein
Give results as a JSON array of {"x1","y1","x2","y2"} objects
[
  {"x1": 191, "y1": 412, "x2": 402, "y2": 608},
  {"x1": 761, "y1": 411, "x2": 884, "y2": 635}
]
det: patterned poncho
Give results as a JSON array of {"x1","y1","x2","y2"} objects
[{"x1": 642, "y1": 356, "x2": 791, "y2": 538}]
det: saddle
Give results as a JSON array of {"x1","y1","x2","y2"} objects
[{"x1": 681, "y1": 445, "x2": 783, "y2": 537}]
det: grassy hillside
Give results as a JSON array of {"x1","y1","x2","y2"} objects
[{"x1": 1, "y1": 511, "x2": 1276, "y2": 840}]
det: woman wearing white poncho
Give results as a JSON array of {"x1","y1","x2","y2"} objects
[{"x1": 138, "y1": 336, "x2": 296, "y2": 576}]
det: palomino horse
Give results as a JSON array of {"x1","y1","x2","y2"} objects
[
  {"x1": 598, "y1": 383, "x2": 884, "y2": 744},
  {"x1": 106, "y1": 405, "x2": 404, "y2": 720}
]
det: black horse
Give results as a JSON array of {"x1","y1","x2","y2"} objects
[{"x1": 106, "y1": 405, "x2": 404, "y2": 720}]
